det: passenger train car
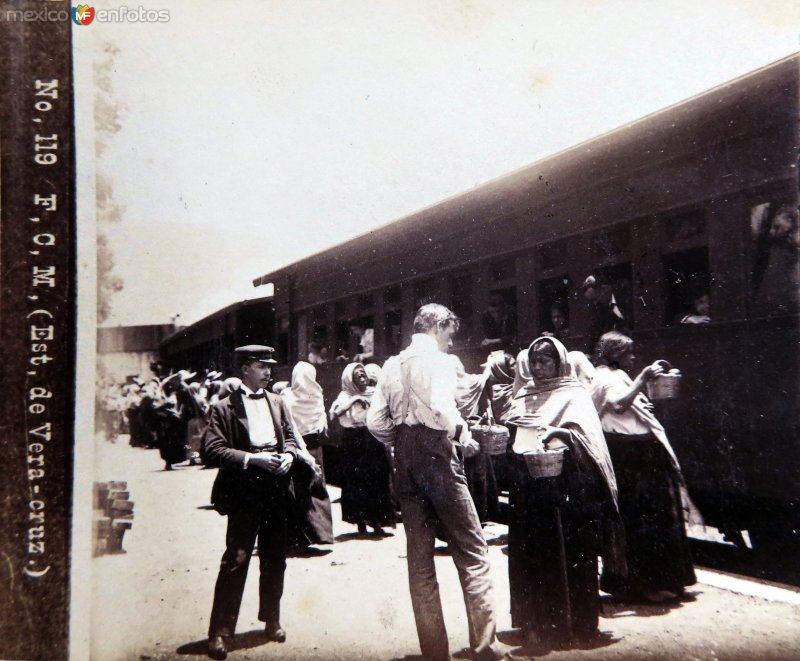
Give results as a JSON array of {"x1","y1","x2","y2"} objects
[
  {"x1": 159, "y1": 296, "x2": 276, "y2": 376},
  {"x1": 175, "y1": 56, "x2": 800, "y2": 552},
  {"x1": 162, "y1": 56, "x2": 800, "y2": 550}
]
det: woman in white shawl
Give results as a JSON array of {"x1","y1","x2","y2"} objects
[
  {"x1": 591, "y1": 331, "x2": 696, "y2": 602},
  {"x1": 281, "y1": 362, "x2": 334, "y2": 547},
  {"x1": 282, "y1": 362, "x2": 328, "y2": 470},
  {"x1": 506, "y1": 336, "x2": 624, "y2": 647},
  {"x1": 330, "y1": 363, "x2": 396, "y2": 536}
]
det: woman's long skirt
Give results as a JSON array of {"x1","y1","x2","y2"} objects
[
  {"x1": 340, "y1": 426, "x2": 396, "y2": 528},
  {"x1": 600, "y1": 432, "x2": 696, "y2": 597},
  {"x1": 288, "y1": 432, "x2": 335, "y2": 546},
  {"x1": 508, "y1": 455, "x2": 602, "y2": 643}
]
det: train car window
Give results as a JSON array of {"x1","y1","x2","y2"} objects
[
  {"x1": 749, "y1": 200, "x2": 799, "y2": 317},
  {"x1": 351, "y1": 316, "x2": 374, "y2": 362},
  {"x1": 277, "y1": 317, "x2": 290, "y2": 364},
  {"x1": 538, "y1": 276, "x2": 571, "y2": 338},
  {"x1": 663, "y1": 247, "x2": 711, "y2": 325},
  {"x1": 312, "y1": 324, "x2": 328, "y2": 345},
  {"x1": 580, "y1": 263, "x2": 632, "y2": 345},
  {"x1": 481, "y1": 287, "x2": 517, "y2": 352},
  {"x1": 490, "y1": 256, "x2": 516, "y2": 283},
  {"x1": 449, "y1": 272, "x2": 473, "y2": 332},
  {"x1": 384, "y1": 285, "x2": 402, "y2": 306},
  {"x1": 334, "y1": 320, "x2": 350, "y2": 362},
  {"x1": 384, "y1": 310, "x2": 402, "y2": 356},
  {"x1": 414, "y1": 278, "x2": 435, "y2": 308}
]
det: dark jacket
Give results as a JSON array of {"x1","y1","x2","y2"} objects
[{"x1": 204, "y1": 389, "x2": 299, "y2": 515}]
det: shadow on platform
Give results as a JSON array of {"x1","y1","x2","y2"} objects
[{"x1": 176, "y1": 628, "x2": 277, "y2": 656}]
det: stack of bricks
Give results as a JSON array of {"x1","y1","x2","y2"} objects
[{"x1": 93, "y1": 481, "x2": 134, "y2": 556}]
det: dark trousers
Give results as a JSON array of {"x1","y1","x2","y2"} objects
[
  {"x1": 394, "y1": 424, "x2": 498, "y2": 661},
  {"x1": 208, "y1": 475, "x2": 288, "y2": 638}
]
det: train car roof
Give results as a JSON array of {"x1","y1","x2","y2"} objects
[
  {"x1": 160, "y1": 295, "x2": 274, "y2": 352},
  {"x1": 253, "y1": 54, "x2": 798, "y2": 292}
]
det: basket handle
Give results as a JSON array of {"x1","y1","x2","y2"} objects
[{"x1": 654, "y1": 359, "x2": 672, "y2": 371}]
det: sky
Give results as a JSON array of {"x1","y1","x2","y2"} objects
[{"x1": 76, "y1": 0, "x2": 800, "y2": 327}]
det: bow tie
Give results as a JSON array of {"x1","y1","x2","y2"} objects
[{"x1": 247, "y1": 392, "x2": 267, "y2": 400}]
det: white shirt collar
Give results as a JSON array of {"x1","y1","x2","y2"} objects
[
  {"x1": 240, "y1": 384, "x2": 265, "y2": 397},
  {"x1": 409, "y1": 333, "x2": 441, "y2": 352}
]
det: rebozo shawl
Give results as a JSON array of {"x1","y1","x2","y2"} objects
[
  {"x1": 507, "y1": 335, "x2": 626, "y2": 573},
  {"x1": 451, "y1": 354, "x2": 488, "y2": 419},
  {"x1": 281, "y1": 361, "x2": 327, "y2": 437},
  {"x1": 485, "y1": 350, "x2": 515, "y2": 423},
  {"x1": 513, "y1": 348, "x2": 532, "y2": 397}
]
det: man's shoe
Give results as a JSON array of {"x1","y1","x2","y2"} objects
[
  {"x1": 207, "y1": 635, "x2": 227, "y2": 660},
  {"x1": 264, "y1": 621, "x2": 286, "y2": 643}
]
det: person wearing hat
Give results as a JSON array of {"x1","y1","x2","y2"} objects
[{"x1": 204, "y1": 345, "x2": 299, "y2": 660}]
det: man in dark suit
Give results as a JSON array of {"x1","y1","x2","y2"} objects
[{"x1": 204, "y1": 345, "x2": 299, "y2": 660}]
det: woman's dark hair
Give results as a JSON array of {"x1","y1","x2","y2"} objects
[
  {"x1": 593, "y1": 331, "x2": 634, "y2": 368},
  {"x1": 528, "y1": 339, "x2": 560, "y2": 373}
]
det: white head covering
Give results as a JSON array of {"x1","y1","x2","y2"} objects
[
  {"x1": 567, "y1": 350, "x2": 596, "y2": 390},
  {"x1": 281, "y1": 362, "x2": 327, "y2": 437},
  {"x1": 329, "y1": 362, "x2": 372, "y2": 419}
]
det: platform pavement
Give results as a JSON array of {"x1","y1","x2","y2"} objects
[{"x1": 89, "y1": 439, "x2": 800, "y2": 660}]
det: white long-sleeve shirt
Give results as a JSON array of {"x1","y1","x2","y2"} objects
[{"x1": 367, "y1": 333, "x2": 467, "y2": 445}]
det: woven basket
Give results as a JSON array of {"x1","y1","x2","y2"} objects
[
  {"x1": 646, "y1": 372, "x2": 681, "y2": 400},
  {"x1": 523, "y1": 448, "x2": 567, "y2": 478},
  {"x1": 471, "y1": 424, "x2": 509, "y2": 456}
]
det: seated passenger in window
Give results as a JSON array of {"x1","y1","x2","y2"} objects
[
  {"x1": 307, "y1": 341, "x2": 328, "y2": 365},
  {"x1": 679, "y1": 288, "x2": 711, "y2": 325},
  {"x1": 549, "y1": 303, "x2": 570, "y2": 340},
  {"x1": 481, "y1": 292, "x2": 517, "y2": 351}
]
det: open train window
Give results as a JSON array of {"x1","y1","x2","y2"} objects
[
  {"x1": 538, "y1": 276, "x2": 571, "y2": 337},
  {"x1": 663, "y1": 247, "x2": 711, "y2": 326},
  {"x1": 414, "y1": 278, "x2": 435, "y2": 308},
  {"x1": 481, "y1": 287, "x2": 517, "y2": 351},
  {"x1": 277, "y1": 317, "x2": 290, "y2": 364},
  {"x1": 580, "y1": 263, "x2": 633, "y2": 345},
  {"x1": 312, "y1": 324, "x2": 328, "y2": 345},
  {"x1": 335, "y1": 320, "x2": 350, "y2": 361},
  {"x1": 384, "y1": 310, "x2": 402, "y2": 356},
  {"x1": 449, "y1": 272, "x2": 473, "y2": 332}
]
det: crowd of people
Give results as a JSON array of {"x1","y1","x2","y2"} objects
[{"x1": 98, "y1": 296, "x2": 698, "y2": 661}]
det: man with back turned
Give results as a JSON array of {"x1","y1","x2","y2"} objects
[
  {"x1": 368, "y1": 304, "x2": 509, "y2": 661},
  {"x1": 203, "y1": 345, "x2": 298, "y2": 660}
]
